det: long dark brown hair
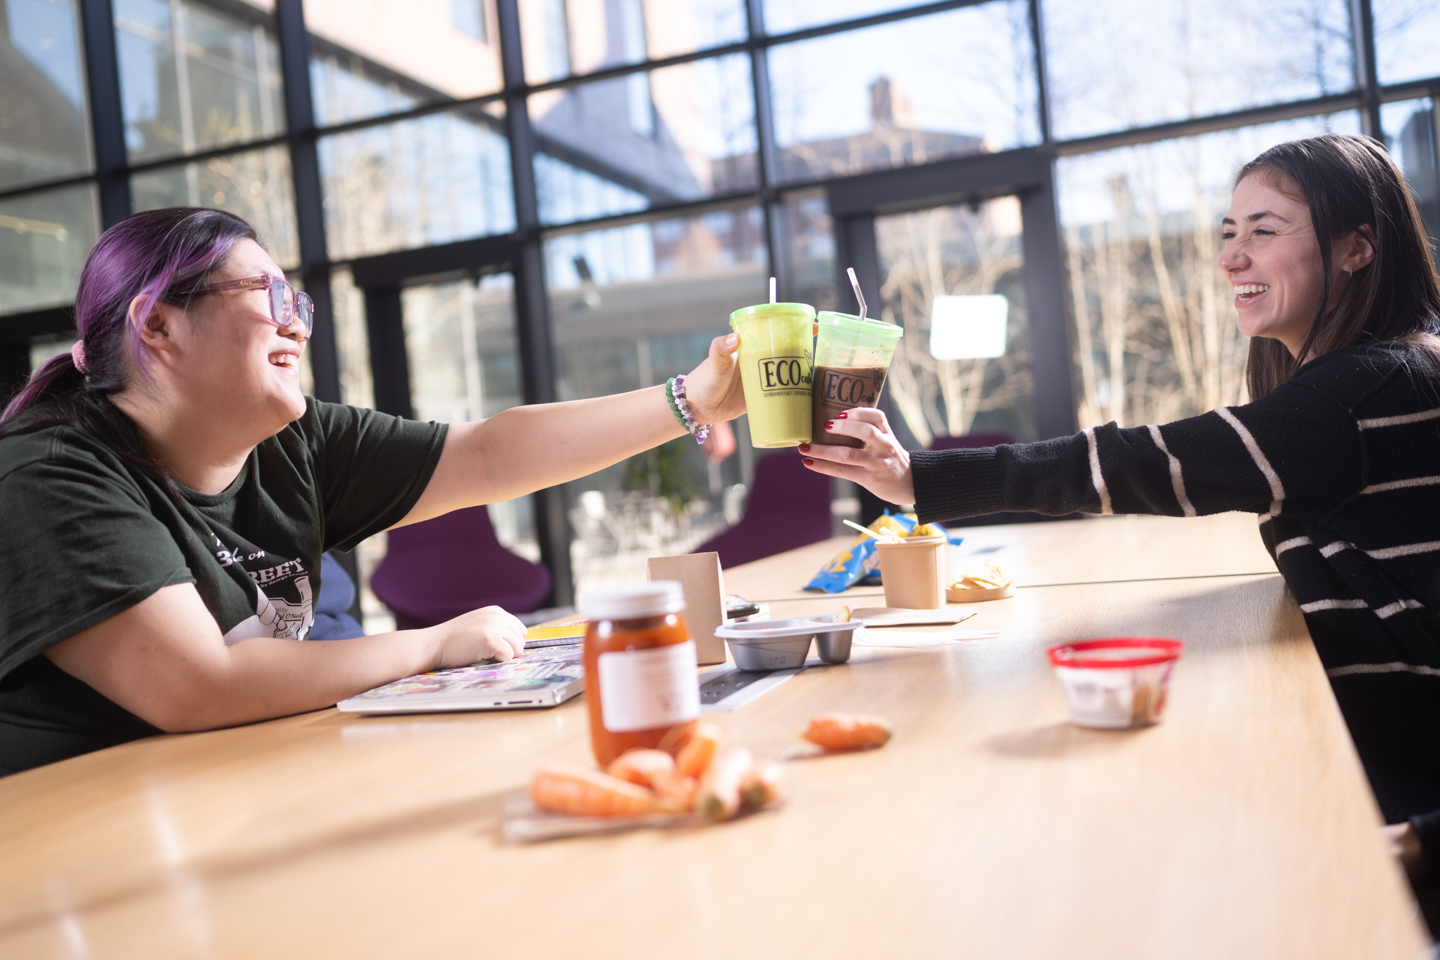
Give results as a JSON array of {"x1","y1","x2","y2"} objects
[{"x1": 1236, "y1": 134, "x2": 1440, "y2": 398}]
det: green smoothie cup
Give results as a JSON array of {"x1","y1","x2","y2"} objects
[
  {"x1": 729, "y1": 302, "x2": 816, "y2": 448},
  {"x1": 811, "y1": 311, "x2": 903, "y2": 447}
]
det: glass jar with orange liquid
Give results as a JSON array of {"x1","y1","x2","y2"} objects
[{"x1": 580, "y1": 582, "x2": 700, "y2": 766}]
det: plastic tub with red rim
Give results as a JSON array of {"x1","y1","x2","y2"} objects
[{"x1": 1047, "y1": 638, "x2": 1184, "y2": 729}]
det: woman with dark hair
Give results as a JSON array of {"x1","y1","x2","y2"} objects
[
  {"x1": 0, "y1": 207, "x2": 744, "y2": 776},
  {"x1": 804, "y1": 134, "x2": 1440, "y2": 832}
]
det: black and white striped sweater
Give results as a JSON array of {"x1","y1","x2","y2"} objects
[{"x1": 910, "y1": 344, "x2": 1440, "y2": 823}]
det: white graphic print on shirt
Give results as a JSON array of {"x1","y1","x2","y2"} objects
[{"x1": 212, "y1": 532, "x2": 315, "y2": 645}]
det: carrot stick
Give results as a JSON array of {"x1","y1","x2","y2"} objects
[
  {"x1": 741, "y1": 760, "x2": 785, "y2": 811},
  {"x1": 697, "y1": 746, "x2": 754, "y2": 821},
  {"x1": 607, "y1": 749, "x2": 677, "y2": 789},
  {"x1": 803, "y1": 712, "x2": 892, "y2": 751},
  {"x1": 673, "y1": 723, "x2": 722, "y2": 779},
  {"x1": 530, "y1": 764, "x2": 675, "y2": 817},
  {"x1": 653, "y1": 771, "x2": 699, "y2": 811}
]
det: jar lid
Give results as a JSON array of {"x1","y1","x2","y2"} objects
[
  {"x1": 728, "y1": 302, "x2": 816, "y2": 327},
  {"x1": 579, "y1": 581, "x2": 686, "y2": 619}
]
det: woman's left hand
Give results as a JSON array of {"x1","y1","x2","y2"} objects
[{"x1": 682, "y1": 333, "x2": 746, "y2": 425}]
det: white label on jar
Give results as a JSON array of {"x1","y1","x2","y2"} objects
[{"x1": 597, "y1": 640, "x2": 700, "y2": 733}]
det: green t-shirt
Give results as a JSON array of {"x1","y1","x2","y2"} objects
[{"x1": 0, "y1": 398, "x2": 448, "y2": 776}]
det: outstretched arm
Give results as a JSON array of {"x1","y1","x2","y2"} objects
[
  {"x1": 804, "y1": 375, "x2": 1362, "y2": 524},
  {"x1": 399, "y1": 332, "x2": 745, "y2": 525}
]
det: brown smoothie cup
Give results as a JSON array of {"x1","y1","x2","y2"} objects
[{"x1": 811, "y1": 311, "x2": 903, "y2": 447}]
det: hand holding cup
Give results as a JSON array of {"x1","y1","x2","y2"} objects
[{"x1": 799, "y1": 407, "x2": 916, "y2": 507}]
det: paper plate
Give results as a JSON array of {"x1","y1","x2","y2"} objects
[{"x1": 945, "y1": 583, "x2": 1015, "y2": 603}]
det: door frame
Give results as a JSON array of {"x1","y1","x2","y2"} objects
[
  {"x1": 827, "y1": 146, "x2": 1077, "y2": 445},
  {"x1": 349, "y1": 233, "x2": 573, "y2": 606}
]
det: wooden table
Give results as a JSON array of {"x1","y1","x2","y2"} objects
[{"x1": 0, "y1": 514, "x2": 1427, "y2": 958}]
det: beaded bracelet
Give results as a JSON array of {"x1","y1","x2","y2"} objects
[{"x1": 665, "y1": 375, "x2": 710, "y2": 445}]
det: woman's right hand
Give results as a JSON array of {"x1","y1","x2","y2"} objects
[
  {"x1": 799, "y1": 407, "x2": 917, "y2": 506},
  {"x1": 428, "y1": 605, "x2": 527, "y2": 667}
]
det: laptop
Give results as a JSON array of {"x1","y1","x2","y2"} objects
[{"x1": 336, "y1": 643, "x2": 584, "y2": 714}]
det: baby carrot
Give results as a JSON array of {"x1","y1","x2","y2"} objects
[
  {"x1": 530, "y1": 764, "x2": 674, "y2": 817},
  {"x1": 607, "y1": 749, "x2": 677, "y2": 789},
  {"x1": 653, "y1": 771, "x2": 699, "y2": 811},
  {"x1": 673, "y1": 723, "x2": 722, "y2": 779},
  {"x1": 803, "y1": 712, "x2": 892, "y2": 751},
  {"x1": 697, "y1": 746, "x2": 754, "y2": 822},
  {"x1": 741, "y1": 760, "x2": 785, "y2": 811}
]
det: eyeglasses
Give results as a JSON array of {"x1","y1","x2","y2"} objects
[{"x1": 188, "y1": 275, "x2": 314, "y2": 339}]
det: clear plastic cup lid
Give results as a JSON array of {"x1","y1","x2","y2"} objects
[
  {"x1": 729, "y1": 302, "x2": 816, "y2": 327},
  {"x1": 579, "y1": 581, "x2": 686, "y2": 619},
  {"x1": 816, "y1": 311, "x2": 903, "y2": 341}
]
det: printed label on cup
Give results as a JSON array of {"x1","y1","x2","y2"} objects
[
  {"x1": 757, "y1": 356, "x2": 812, "y2": 395},
  {"x1": 819, "y1": 367, "x2": 884, "y2": 406}
]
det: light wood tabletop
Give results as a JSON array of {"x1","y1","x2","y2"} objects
[
  {"x1": 730, "y1": 511, "x2": 1279, "y2": 608},
  {"x1": 0, "y1": 513, "x2": 1426, "y2": 958}
]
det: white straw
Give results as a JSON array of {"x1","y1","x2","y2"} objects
[
  {"x1": 843, "y1": 518, "x2": 885, "y2": 542},
  {"x1": 846, "y1": 267, "x2": 867, "y2": 322},
  {"x1": 769, "y1": 277, "x2": 777, "y2": 303}
]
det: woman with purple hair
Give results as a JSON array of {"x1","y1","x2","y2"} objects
[{"x1": 0, "y1": 207, "x2": 745, "y2": 776}]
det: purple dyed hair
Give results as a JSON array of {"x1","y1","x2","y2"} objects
[
  {"x1": 0, "y1": 208, "x2": 258, "y2": 490},
  {"x1": 2, "y1": 207, "x2": 258, "y2": 422}
]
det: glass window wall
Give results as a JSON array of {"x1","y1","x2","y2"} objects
[
  {"x1": 304, "y1": 0, "x2": 501, "y2": 127},
  {"x1": 1373, "y1": 0, "x2": 1440, "y2": 86},
  {"x1": 401, "y1": 272, "x2": 537, "y2": 561},
  {"x1": 520, "y1": 0, "x2": 745, "y2": 84},
  {"x1": 546, "y1": 206, "x2": 760, "y2": 594},
  {"x1": 0, "y1": 0, "x2": 91, "y2": 190},
  {"x1": 763, "y1": 0, "x2": 920, "y2": 35},
  {"x1": 115, "y1": 0, "x2": 285, "y2": 163},
  {"x1": 1057, "y1": 112, "x2": 1360, "y2": 431},
  {"x1": 131, "y1": 144, "x2": 299, "y2": 268},
  {"x1": 1381, "y1": 99, "x2": 1438, "y2": 249},
  {"x1": 875, "y1": 196, "x2": 1036, "y2": 448},
  {"x1": 319, "y1": 106, "x2": 514, "y2": 260},
  {"x1": 768, "y1": 1, "x2": 1038, "y2": 184},
  {"x1": 329, "y1": 267, "x2": 373, "y2": 408},
  {"x1": 1044, "y1": 0, "x2": 1353, "y2": 142},
  {"x1": 779, "y1": 190, "x2": 838, "y2": 310},
  {"x1": 0, "y1": 184, "x2": 99, "y2": 315},
  {"x1": 531, "y1": 53, "x2": 757, "y2": 225}
]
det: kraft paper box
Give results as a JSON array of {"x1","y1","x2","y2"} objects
[{"x1": 646, "y1": 552, "x2": 726, "y2": 665}]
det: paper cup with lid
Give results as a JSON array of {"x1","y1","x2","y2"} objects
[
  {"x1": 1047, "y1": 638, "x2": 1184, "y2": 729},
  {"x1": 729, "y1": 302, "x2": 816, "y2": 447}
]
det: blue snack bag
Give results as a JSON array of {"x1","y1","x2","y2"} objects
[
  {"x1": 804, "y1": 513, "x2": 911, "y2": 593},
  {"x1": 804, "y1": 511, "x2": 961, "y2": 593}
]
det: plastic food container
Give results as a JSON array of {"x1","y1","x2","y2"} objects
[
  {"x1": 1046, "y1": 638, "x2": 1183, "y2": 729},
  {"x1": 715, "y1": 617, "x2": 862, "y2": 670}
]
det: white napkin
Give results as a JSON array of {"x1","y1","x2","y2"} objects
[
  {"x1": 851, "y1": 607, "x2": 979, "y2": 628},
  {"x1": 853, "y1": 626, "x2": 998, "y2": 647}
]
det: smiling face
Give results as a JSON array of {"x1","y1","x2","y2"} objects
[
  {"x1": 1218, "y1": 174, "x2": 1328, "y2": 357},
  {"x1": 170, "y1": 238, "x2": 308, "y2": 437}
]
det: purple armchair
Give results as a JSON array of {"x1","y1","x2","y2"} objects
[
  {"x1": 370, "y1": 505, "x2": 551, "y2": 629},
  {"x1": 696, "y1": 453, "x2": 832, "y2": 569}
]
